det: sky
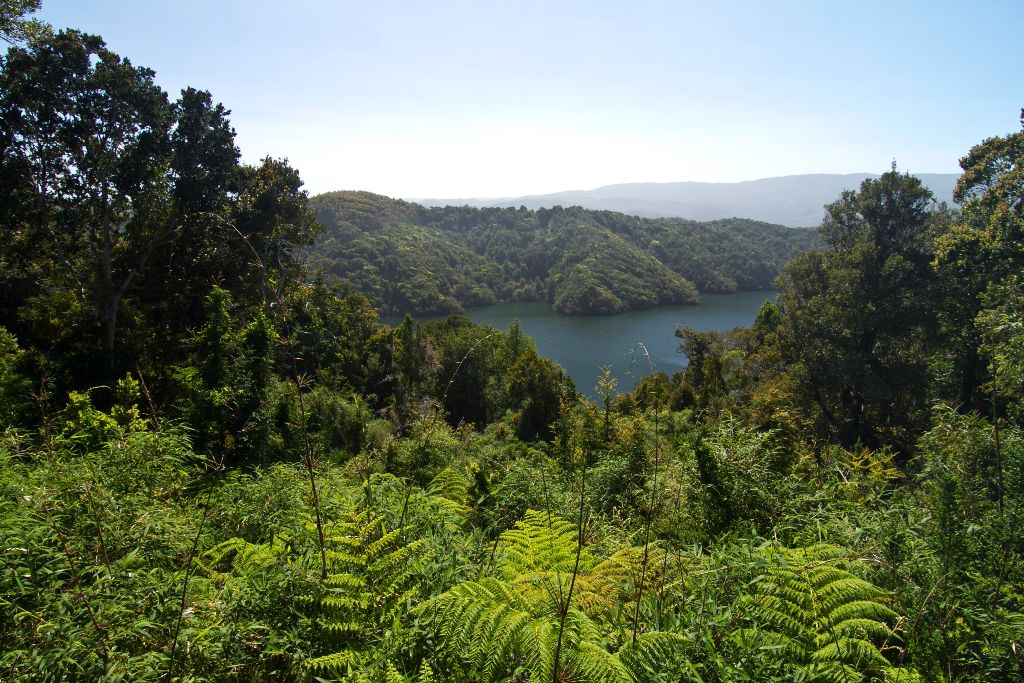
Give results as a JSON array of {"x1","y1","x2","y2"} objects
[{"x1": 31, "y1": 0, "x2": 1024, "y2": 199}]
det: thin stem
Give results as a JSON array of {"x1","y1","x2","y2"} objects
[
  {"x1": 83, "y1": 481, "x2": 112, "y2": 577},
  {"x1": 538, "y1": 457, "x2": 565, "y2": 611},
  {"x1": 135, "y1": 366, "x2": 161, "y2": 431},
  {"x1": 292, "y1": 368, "x2": 329, "y2": 581},
  {"x1": 165, "y1": 487, "x2": 214, "y2": 682},
  {"x1": 632, "y1": 391, "x2": 663, "y2": 645},
  {"x1": 552, "y1": 446, "x2": 588, "y2": 683},
  {"x1": 991, "y1": 357, "x2": 1003, "y2": 514}
]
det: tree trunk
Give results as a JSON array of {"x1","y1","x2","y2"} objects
[{"x1": 101, "y1": 293, "x2": 120, "y2": 369}]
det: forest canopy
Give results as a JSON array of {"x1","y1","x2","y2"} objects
[{"x1": 307, "y1": 191, "x2": 821, "y2": 315}]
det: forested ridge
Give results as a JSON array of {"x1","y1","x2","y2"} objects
[
  {"x1": 308, "y1": 192, "x2": 820, "y2": 315},
  {"x1": 2, "y1": 5, "x2": 1024, "y2": 683}
]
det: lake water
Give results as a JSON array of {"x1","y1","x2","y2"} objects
[{"x1": 390, "y1": 291, "x2": 776, "y2": 394}]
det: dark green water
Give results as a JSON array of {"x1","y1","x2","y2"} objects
[{"x1": 389, "y1": 291, "x2": 776, "y2": 394}]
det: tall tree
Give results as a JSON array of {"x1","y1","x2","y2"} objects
[
  {"x1": 0, "y1": 32, "x2": 257, "y2": 375},
  {"x1": 772, "y1": 170, "x2": 941, "y2": 451},
  {"x1": 934, "y1": 110, "x2": 1024, "y2": 409}
]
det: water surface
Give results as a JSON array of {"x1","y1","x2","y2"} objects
[{"x1": 389, "y1": 291, "x2": 775, "y2": 394}]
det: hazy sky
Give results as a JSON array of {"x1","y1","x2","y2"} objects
[{"x1": 32, "y1": 1, "x2": 1024, "y2": 198}]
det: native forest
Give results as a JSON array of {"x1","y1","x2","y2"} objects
[{"x1": 2, "y1": 7, "x2": 1024, "y2": 683}]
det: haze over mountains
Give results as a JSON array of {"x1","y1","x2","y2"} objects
[{"x1": 416, "y1": 173, "x2": 960, "y2": 228}]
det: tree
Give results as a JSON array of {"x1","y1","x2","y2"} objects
[
  {"x1": 0, "y1": 0, "x2": 47, "y2": 45},
  {"x1": 934, "y1": 110, "x2": 1024, "y2": 409},
  {"x1": 674, "y1": 326, "x2": 729, "y2": 412},
  {"x1": 0, "y1": 32, "x2": 240, "y2": 370},
  {"x1": 772, "y1": 170, "x2": 940, "y2": 451}
]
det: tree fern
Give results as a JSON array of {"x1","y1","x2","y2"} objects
[
  {"x1": 739, "y1": 544, "x2": 918, "y2": 682},
  {"x1": 415, "y1": 510, "x2": 674, "y2": 682},
  {"x1": 304, "y1": 509, "x2": 424, "y2": 678}
]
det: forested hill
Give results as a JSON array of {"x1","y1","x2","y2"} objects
[{"x1": 307, "y1": 191, "x2": 821, "y2": 316}]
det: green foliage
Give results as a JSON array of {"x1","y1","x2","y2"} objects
[
  {"x1": 309, "y1": 193, "x2": 818, "y2": 316},
  {"x1": 737, "y1": 544, "x2": 912, "y2": 682},
  {"x1": 978, "y1": 275, "x2": 1024, "y2": 424},
  {"x1": 0, "y1": 428, "x2": 201, "y2": 679},
  {"x1": 3, "y1": 11, "x2": 1024, "y2": 682},
  {"x1": 174, "y1": 287, "x2": 279, "y2": 465},
  {"x1": 416, "y1": 510, "x2": 669, "y2": 682},
  {"x1": 0, "y1": 327, "x2": 30, "y2": 426},
  {"x1": 685, "y1": 419, "x2": 795, "y2": 539},
  {"x1": 771, "y1": 170, "x2": 941, "y2": 451},
  {"x1": 0, "y1": 0, "x2": 48, "y2": 44},
  {"x1": 304, "y1": 505, "x2": 425, "y2": 678}
]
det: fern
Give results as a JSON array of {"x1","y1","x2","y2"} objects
[
  {"x1": 305, "y1": 509, "x2": 424, "y2": 677},
  {"x1": 496, "y1": 508, "x2": 584, "y2": 577},
  {"x1": 197, "y1": 535, "x2": 286, "y2": 583},
  {"x1": 415, "y1": 510, "x2": 676, "y2": 682},
  {"x1": 740, "y1": 544, "x2": 917, "y2": 682}
]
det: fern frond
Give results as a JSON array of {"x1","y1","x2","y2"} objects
[
  {"x1": 812, "y1": 636, "x2": 891, "y2": 669},
  {"x1": 325, "y1": 572, "x2": 366, "y2": 590},
  {"x1": 495, "y1": 509, "x2": 589, "y2": 578},
  {"x1": 826, "y1": 599, "x2": 899, "y2": 627},
  {"x1": 304, "y1": 647, "x2": 359, "y2": 675},
  {"x1": 568, "y1": 640, "x2": 633, "y2": 683},
  {"x1": 427, "y1": 466, "x2": 469, "y2": 505},
  {"x1": 313, "y1": 503, "x2": 425, "y2": 671},
  {"x1": 416, "y1": 660, "x2": 436, "y2": 683},
  {"x1": 385, "y1": 662, "x2": 408, "y2": 683},
  {"x1": 742, "y1": 543, "x2": 916, "y2": 682},
  {"x1": 618, "y1": 630, "x2": 692, "y2": 680}
]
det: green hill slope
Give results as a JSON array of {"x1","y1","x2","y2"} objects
[{"x1": 308, "y1": 192, "x2": 821, "y2": 315}]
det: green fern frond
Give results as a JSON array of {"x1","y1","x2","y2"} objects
[
  {"x1": 495, "y1": 509, "x2": 589, "y2": 577},
  {"x1": 312, "y1": 504, "x2": 425, "y2": 673},
  {"x1": 304, "y1": 647, "x2": 360, "y2": 675},
  {"x1": 385, "y1": 662, "x2": 408, "y2": 683},
  {"x1": 812, "y1": 636, "x2": 891, "y2": 668},
  {"x1": 568, "y1": 640, "x2": 633, "y2": 683},
  {"x1": 618, "y1": 630, "x2": 692, "y2": 680},
  {"x1": 325, "y1": 572, "x2": 366, "y2": 590},
  {"x1": 427, "y1": 466, "x2": 469, "y2": 504},
  {"x1": 826, "y1": 600, "x2": 899, "y2": 626},
  {"x1": 742, "y1": 543, "x2": 916, "y2": 682},
  {"x1": 415, "y1": 660, "x2": 436, "y2": 683},
  {"x1": 414, "y1": 509, "x2": 665, "y2": 683}
]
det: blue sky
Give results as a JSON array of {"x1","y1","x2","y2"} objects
[{"x1": 32, "y1": 0, "x2": 1024, "y2": 198}]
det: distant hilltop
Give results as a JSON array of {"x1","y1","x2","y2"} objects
[{"x1": 415, "y1": 173, "x2": 960, "y2": 228}]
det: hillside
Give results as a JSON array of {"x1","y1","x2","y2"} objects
[
  {"x1": 307, "y1": 192, "x2": 821, "y2": 316},
  {"x1": 416, "y1": 173, "x2": 960, "y2": 227}
]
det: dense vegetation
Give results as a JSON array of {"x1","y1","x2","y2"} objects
[
  {"x1": 308, "y1": 192, "x2": 821, "y2": 315},
  {"x1": 2, "y1": 6, "x2": 1024, "y2": 682}
]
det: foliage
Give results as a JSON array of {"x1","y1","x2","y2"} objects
[
  {"x1": 308, "y1": 192, "x2": 818, "y2": 316},
  {"x1": 770, "y1": 169, "x2": 942, "y2": 452},
  {"x1": 304, "y1": 505, "x2": 425, "y2": 678},
  {"x1": 0, "y1": 0, "x2": 47, "y2": 45},
  {"x1": 416, "y1": 510, "x2": 673, "y2": 682},
  {"x1": 737, "y1": 543, "x2": 911, "y2": 682},
  {"x1": 2, "y1": 10, "x2": 1024, "y2": 682}
]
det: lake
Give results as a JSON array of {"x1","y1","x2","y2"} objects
[{"x1": 389, "y1": 291, "x2": 776, "y2": 394}]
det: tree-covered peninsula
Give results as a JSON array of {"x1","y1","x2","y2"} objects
[{"x1": 308, "y1": 192, "x2": 821, "y2": 315}]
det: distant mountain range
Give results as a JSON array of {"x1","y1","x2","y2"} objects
[{"x1": 415, "y1": 173, "x2": 960, "y2": 228}]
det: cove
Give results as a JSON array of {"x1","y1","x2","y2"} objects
[{"x1": 389, "y1": 291, "x2": 776, "y2": 395}]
